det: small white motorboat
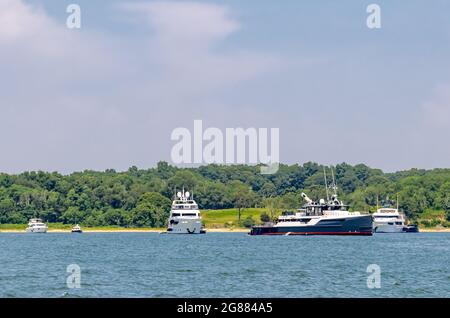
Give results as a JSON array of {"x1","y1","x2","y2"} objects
[
  {"x1": 71, "y1": 224, "x2": 83, "y2": 233},
  {"x1": 26, "y1": 218, "x2": 48, "y2": 233}
]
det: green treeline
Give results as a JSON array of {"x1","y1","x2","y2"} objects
[{"x1": 0, "y1": 162, "x2": 449, "y2": 228}]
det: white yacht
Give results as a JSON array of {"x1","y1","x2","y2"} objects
[
  {"x1": 166, "y1": 190, "x2": 206, "y2": 234},
  {"x1": 372, "y1": 207, "x2": 405, "y2": 233},
  {"x1": 25, "y1": 218, "x2": 48, "y2": 233}
]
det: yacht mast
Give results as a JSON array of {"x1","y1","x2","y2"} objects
[
  {"x1": 323, "y1": 167, "x2": 330, "y2": 201},
  {"x1": 330, "y1": 167, "x2": 337, "y2": 196}
]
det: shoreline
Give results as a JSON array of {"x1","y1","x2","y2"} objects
[
  {"x1": 417, "y1": 228, "x2": 450, "y2": 233},
  {"x1": 0, "y1": 227, "x2": 250, "y2": 233},
  {"x1": 0, "y1": 225, "x2": 450, "y2": 233},
  {"x1": 0, "y1": 227, "x2": 448, "y2": 233}
]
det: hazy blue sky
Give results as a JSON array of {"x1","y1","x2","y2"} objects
[{"x1": 1, "y1": 0, "x2": 450, "y2": 173}]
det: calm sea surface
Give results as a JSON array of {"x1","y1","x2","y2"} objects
[{"x1": 0, "y1": 232, "x2": 449, "y2": 298}]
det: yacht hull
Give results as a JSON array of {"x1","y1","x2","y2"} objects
[
  {"x1": 25, "y1": 227, "x2": 48, "y2": 233},
  {"x1": 373, "y1": 224, "x2": 404, "y2": 233},
  {"x1": 167, "y1": 219, "x2": 205, "y2": 234},
  {"x1": 373, "y1": 224, "x2": 420, "y2": 233},
  {"x1": 249, "y1": 215, "x2": 373, "y2": 236}
]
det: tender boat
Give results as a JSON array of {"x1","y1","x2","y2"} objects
[
  {"x1": 166, "y1": 189, "x2": 206, "y2": 234},
  {"x1": 71, "y1": 224, "x2": 83, "y2": 233},
  {"x1": 250, "y1": 168, "x2": 373, "y2": 236},
  {"x1": 26, "y1": 218, "x2": 48, "y2": 233},
  {"x1": 403, "y1": 224, "x2": 419, "y2": 233}
]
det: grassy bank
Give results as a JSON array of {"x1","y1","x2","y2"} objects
[
  {"x1": 202, "y1": 208, "x2": 270, "y2": 228},
  {"x1": 416, "y1": 210, "x2": 449, "y2": 228}
]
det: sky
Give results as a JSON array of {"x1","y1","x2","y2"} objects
[{"x1": 1, "y1": 0, "x2": 450, "y2": 173}]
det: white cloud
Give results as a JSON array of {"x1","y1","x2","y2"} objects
[
  {"x1": 120, "y1": 1, "x2": 240, "y2": 47},
  {"x1": 0, "y1": 0, "x2": 282, "y2": 173},
  {"x1": 1, "y1": 1, "x2": 449, "y2": 173},
  {"x1": 119, "y1": 1, "x2": 281, "y2": 96},
  {"x1": 0, "y1": 0, "x2": 49, "y2": 40}
]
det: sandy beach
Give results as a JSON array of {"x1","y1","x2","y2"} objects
[{"x1": 418, "y1": 228, "x2": 450, "y2": 233}]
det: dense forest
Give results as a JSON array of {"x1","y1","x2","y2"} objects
[{"x1": 0, "y1": 162, "x2": 449, "y2": 227}]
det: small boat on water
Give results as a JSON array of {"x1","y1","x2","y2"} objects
[
  {"x1": 403, "y1": 224, "x2": 419, "y2": 233},
  {"x1": 165, "y1": 189, "x2": 206, "y2": 234},
  {"x1": 26, "y1": 218, "x2": 48, "y2": 233},
  {"x1": 71, "y1": 224, "x2": 83, "y2": 233}
]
